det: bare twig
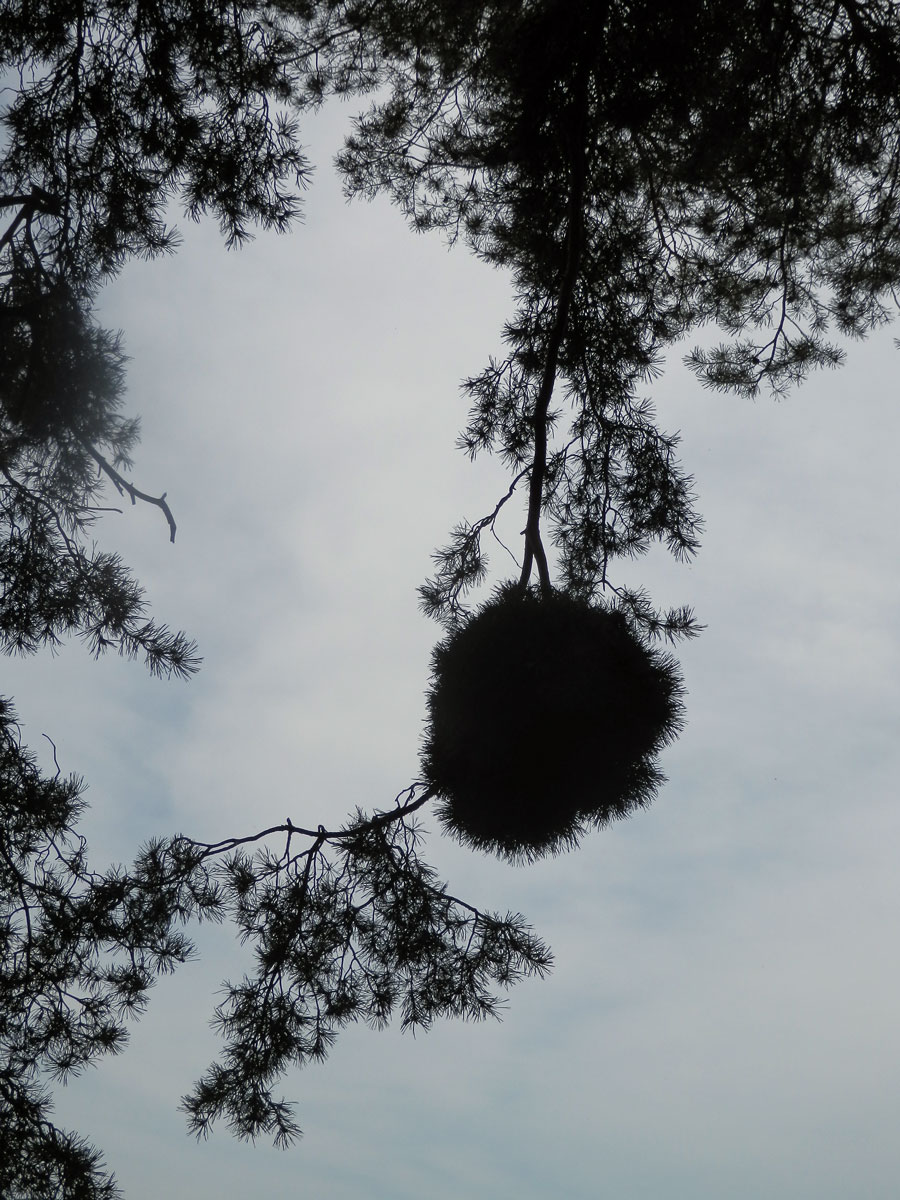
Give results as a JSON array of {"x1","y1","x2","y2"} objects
[
  {"x1": 82, "y1": 443, "x2": 178, "y2": 542},
  {"x1": 41, "y1": 733, "x2": 62, "y2": 779}
]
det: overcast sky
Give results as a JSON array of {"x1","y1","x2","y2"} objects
[{"x1": 7, "y1": 101, "x2": 900, "y2": 1200}]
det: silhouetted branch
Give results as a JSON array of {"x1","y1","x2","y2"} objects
[
  {"x1": 0, "y1": 187, "x2": 62, "y2": 253},
  {"x1": 181, "y1": 784, "x2": 434, "y2": 860},
  {"x1": 178, "y1": 801, "x2": 552, "y2": 1144},
  {"x1": 83, "y1": 443, "x2": 178, "y2": 542}
]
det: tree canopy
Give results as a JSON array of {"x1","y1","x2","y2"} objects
[{"x1": 3, "y1": 1, "x2": 900, "y2": 1196}]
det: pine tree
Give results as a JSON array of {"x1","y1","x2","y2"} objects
[{"x1": 4, "y1": 2, "x2": 900, "y2": 1195}]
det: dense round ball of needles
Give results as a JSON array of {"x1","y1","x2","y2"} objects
[{"x1": 422, "y1": 583, "x2": 685, "y2": 862}]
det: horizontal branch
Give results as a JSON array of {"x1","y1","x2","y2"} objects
[{"x1": 181, "y1": 784, "x2": 435, "y2": 859}]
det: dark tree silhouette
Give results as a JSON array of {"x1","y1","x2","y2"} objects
[
  {"x1": 4, "y1": 2, "x2": 900, "y2": 1195},
  {"x1": 423, "y1": 583, "x2": 685, "y2": 862}
]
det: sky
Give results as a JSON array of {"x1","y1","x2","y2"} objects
[{"x1": 6, "y1": 99, "x2": 900, "y2": 1199}]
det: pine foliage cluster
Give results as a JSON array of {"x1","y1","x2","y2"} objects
[{"x1": 424, "y1": 584, "x2": 684, "y2": 862}]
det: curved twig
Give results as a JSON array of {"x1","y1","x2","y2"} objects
[{"x1": 82, "y1": 442, "x2": 177, "y2": 542}]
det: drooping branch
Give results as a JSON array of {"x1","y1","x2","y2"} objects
[
  {"x1": 83, "y1": 443, "x2": 178, "y2": 542},
  {"x1": 419, "y1": 468, "x2": 529, "y2": 622},
  {"x1": 177, "y1": 796, "x2": 553, "y2": 1145}
]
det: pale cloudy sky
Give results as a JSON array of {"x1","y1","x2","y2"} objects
[{"x1": 7, "y1": 101, "x2": 900, "y2": 1199}]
